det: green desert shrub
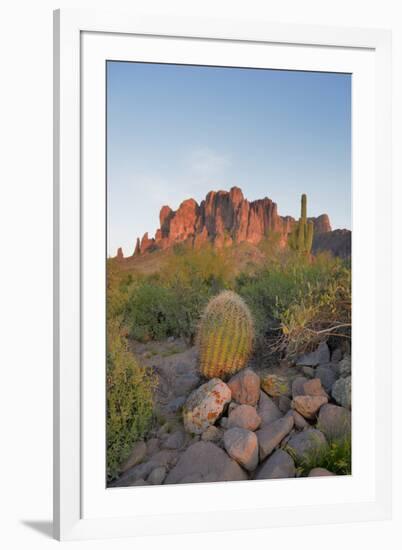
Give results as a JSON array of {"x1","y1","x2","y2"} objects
[
  {"x1": 107, "y1": 318, "x2": 156, "y2": 480},
  {"x1": 237, "y1": 252, "x2": 351, "y2": 359},
  {"x1": 275, "y1": 261, "x2": 351, "y2": 358},
  {"x1": 293, "y1": 435, "x2": 351, "y2": 476},
  {"x1": 106, "y1": 259, "x2": 135, "y2": 320},
  {"x1": 121, "y1": 246, "x2": 233, "y2": 343},
  {"x1": 125, "y1": 282, "x2": 178, "y2": 342},
  {"x1": 162, "y1": 245, "x2": 232, "y2": 341},
  {"x1": 197, "y1": 290, "x2": 254, "y2": 379}
]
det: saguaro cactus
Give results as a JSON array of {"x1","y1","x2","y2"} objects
[
  {"x1": 197, "y1": 290, "x2": 254, "y2": 380},
  {"x1": 289, "y1": 193, "x2": 314, "y2": 254}
]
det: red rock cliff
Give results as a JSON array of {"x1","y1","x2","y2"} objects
[{"x1": 130, "y1": 187, "x2": 332, "y2": 256}]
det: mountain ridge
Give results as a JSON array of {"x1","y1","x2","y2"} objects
[{"x1": 117, "y1": 186, "x2": 338, "y2": 258}]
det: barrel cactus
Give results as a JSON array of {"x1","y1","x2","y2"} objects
[{"x1": 197, "y1": 290, "x2": 254, "y2": 379}]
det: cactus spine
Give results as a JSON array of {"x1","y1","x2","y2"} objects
[
  {"x1": 289, "y1": 193, "x2": 314, "y2": 254},
  {"x1": 197, "y1": 290, "x2": 254, "y2": 380}
]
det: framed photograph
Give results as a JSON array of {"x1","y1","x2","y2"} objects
[{"x1": 53, "y1": 9, "x2": 392, "y2": 541}]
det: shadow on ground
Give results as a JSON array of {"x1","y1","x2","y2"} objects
[{"x1": 21, "y1": 520, "x2": 53, "y2": 538}]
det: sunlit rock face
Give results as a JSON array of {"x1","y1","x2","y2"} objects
[{"x1": 128, "y1": 186, "x2": 332, "y2": 256}]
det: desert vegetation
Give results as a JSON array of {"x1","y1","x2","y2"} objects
[{"x1": 106, "y1": 193, "x2": 352, "y2": 484}]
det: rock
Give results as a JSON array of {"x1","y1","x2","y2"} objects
[
  {"x1": 228, "y1": 402, "x2": 238, "y2": 414},
  {"x1": 287, "y1": 409, "x2": 309, "y2": 430},
  {"x1": 308, "y1": 467, "x2": 336, "y2": 477},
  {"x1": 116, "y1": 460, "x2": 155, "y2": 485},
  {"x1": 165, "y1": 441, "x2": 248, "y2": 484},
  {"x1": 257, "y1": 391, "x2": 283, "y2": 427},
  {"x1": 278, "y1": 395, "x2": 292, "y2": 413},
  {"x1": 257, "y1": 414, "x2": 294, "y2": 461},
  {"x1": 331, "y1": 348, "x2": 343, "y2": 362},
  {"x1": 227, "y1": 369, "x2": 260, "y2": 406},
  {"x1": 296, "y1": 342, "x2": 330, "y2": 367},
  {"x1": 166, "y1": 396, "x2": 186, "y2": 413},
  {"x1": 223, "y1": 428, "x2": 259, "y2": 471},
  {"x1": 255, "y1": 449, "x2": 296, "y2": 480},
  {"x1": 286, "y1": 429, "x2": 328, "y2": 462},
  {"x1": 164, "y1": 430, "x2": 186, "y2": 450},
  {"x1": 228, "y1": 404, "x2": 261, "y2": 431},
  {"x1": 313, "y1": 228, "x2": 351, "y2": 259},
  {"x1": 157, "y1": 423, "x2": 171, "y2": 438},
  {"x1": 302, "y1": 366, "x2": 315, "y2": 378},
  {"x1": 338, "y1": 356, "x2": 352, "y2": 378},
  {"x1": 292, "y1": 377, "x2": 309, "y2": 398},
  {"x1": 315, "y1": 365, "x2": 337, "y2": 392},
  {"x1": 318, "y1": 404, "x2": 351, "y2": 440},
  {"x1": 121, "y1": 441, "x2": 147, "y2": 472},
  {"x1": 292, "y1": 395, "x2": 328, "y2": 419},
  {"x1": 331, "y1": 376, "x2": 351, "y2": 409},
  {"x1": 260, "y1": 374, "x2": 290, "y2": 397},
  {"x1": 146, "y1": 438, "x2": 160, "y2": 456},
  {"x1": 312, "y1": 213, "x2": 332, "y2": 234},
  {"x1": 133, "y1": 238, "x2": 141, "y2": 256},
  {"x1": 135, "y1": 186, "x2": 332, "y2": 256},
  {"x1": 201, "y1": 425, "x2": 223, "y2": 442},
  {"x1": 303, "y1": 378, "x2": 328, "y2": 398},
  {"x1": 147, "y1": 466, "x2": 167, "y2": 485},
  {"x1": 183, "y1": 378, "x2": 231, "y2": 434},
  {"x1": 149, "y1": 449, "x2": 179, "y2": 468}
]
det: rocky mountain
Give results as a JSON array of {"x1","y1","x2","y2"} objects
[
  {"x1": 126, "y1": 187, "x2": 334, "y2": 256},
  {"x1": 312, "y1": 229, "x2": 351, "y2": 260}
]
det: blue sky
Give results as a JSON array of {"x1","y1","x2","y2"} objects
[{"x1": 107, "y1": 62, "x2": 351, "y2": 256}]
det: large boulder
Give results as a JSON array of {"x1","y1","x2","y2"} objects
[
  {"x1": 165, "y1": 441, "x2": 248, "y2": 484},
  {"x1": 256, "y1": 414, "x2": 294, "y2": 461},
  {"x1": 227, "y1": 404, "x2": 261, "y2": 431},
  {"x1": 223, "y1": 428, "x2": 259, "y2": 471},
  {"x1": 227, "y1": 369, "x2": 260, "y2": 406},
  {"x1": 255, "y1": 449, "x2": 296, "y2": 480},
  {"x1": 291, "y1": 395, "x2": 328, "y2": 419},
  {"x1": 286, "y1": 429, "x2": 328, "y2": 462},
  {"x1": 257, "y1": 391, "x2": 283, "y2": 427},
  {"x1": 318, "y1": 404, "x2": 351, "y2": 440},
  {"x1": 183, "y1": 378, "x2": 231, "y2": 434},
  {"x1": 331, "y1": 376, "x2": 351, "y2": 409},
  {"x1": 296, "y1": 342, "x2": 330, "y2": 367}
]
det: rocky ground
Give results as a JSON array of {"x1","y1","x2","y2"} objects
[{"x1": 111, "y1": 340, "x2": 352, "y2": 488}]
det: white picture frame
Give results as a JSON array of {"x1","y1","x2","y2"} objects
[{"x1": 53, "y1": 8, "x2": 392, "y2": 541}]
